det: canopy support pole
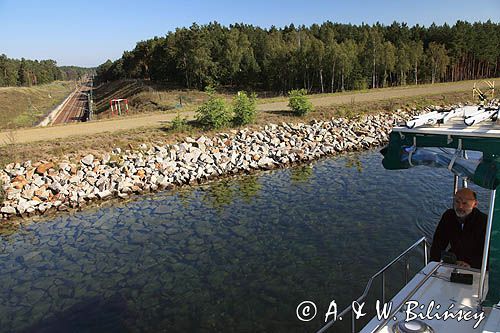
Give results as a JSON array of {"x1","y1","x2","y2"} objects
[{"x1": 479, "y1": 189, "x2": 496, "y2": 303}]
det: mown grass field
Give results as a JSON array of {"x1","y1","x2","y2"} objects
[{"x1": 0, "y1": 81, "x2": 74, "y2": 129}]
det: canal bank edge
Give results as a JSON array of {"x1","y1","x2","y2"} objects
[{"x1": 0, "y1": 105, "x2": 466, "y2": 220}]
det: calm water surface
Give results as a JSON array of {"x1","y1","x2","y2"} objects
[{"x1": 0, "y1": 150, "x2": 489, "y2": 332}]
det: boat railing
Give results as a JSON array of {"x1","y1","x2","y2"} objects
[{"x1": 317, "y1": 236, "x2": 431, "y2": 333}]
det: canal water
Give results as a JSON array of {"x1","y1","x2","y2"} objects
[{"x1": 0, "y1": 149, "x2": 489, "y2": 332}]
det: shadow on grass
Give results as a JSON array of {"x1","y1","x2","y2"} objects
[
  {"x1": 263, "y1": 110, "x2": 292, "y2": 116},
  {"x1": 93, "y1": 80, "x2": 148, "y2": 114}
]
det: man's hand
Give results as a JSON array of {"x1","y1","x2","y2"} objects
[{"x1": 456, "y1": 260, "x2": 471, "y2": 268}]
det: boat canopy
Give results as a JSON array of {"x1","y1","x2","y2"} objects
[{"x1": 381, "y1": 105, "x2": 500, "y2": 190}]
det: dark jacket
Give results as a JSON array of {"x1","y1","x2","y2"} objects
[{"x1": 430, "y1": 208, "x2": 487, "y2": 269}]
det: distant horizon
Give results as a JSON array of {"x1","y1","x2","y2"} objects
[{"x1": 1, "y1": 0, "x2": 498, "y2": 67}]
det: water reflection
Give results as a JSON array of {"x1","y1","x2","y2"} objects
[
  {"x1": 0, "y1": 222, "x2": 20, "y2": 239},
  {"x1": 290, "y1": 165, "x2": 314, "y2": 183},
  {"x1": 344, "y1": 154, "x2": 363, "y2": 172},
  {"x1": 237, "y1": 175, "x2": 262, "y2": 203},
  {"x1": 177, "y1": 186, "x2": 196, "y2": 209},
  {"x1": 0, "y1": 150, "x2": 490, "y2": 333},
  {"x1": 202, "y1": 180, "x2": 235, "y2": 211}
]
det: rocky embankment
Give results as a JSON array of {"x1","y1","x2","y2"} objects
[{"x1": 0, "y1": 109, "x2": 424, "y2": 219}]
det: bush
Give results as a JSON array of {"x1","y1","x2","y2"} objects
[
  {"x1": 196, "y1": 86, "x2": 232, "y2": 129},
  {"x1": 171, "y1": 111, "x2": 189, "y2": 132},
  {"x1": 288, "y1": 89, "x2": 314, "y2": 116},
  {"x1": 233, "y1": 91, "x2": 257, "y2": 126},
  {"x1": 353, "y1": 79, "x2": 368, "y2": 90}
]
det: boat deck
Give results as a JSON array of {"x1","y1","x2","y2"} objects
[{"x1": 361, "y1": 262, "x2": 500, "y2": 333}]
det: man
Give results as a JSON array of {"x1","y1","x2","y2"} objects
[{"x1": 430, "y1": 188, "x2": 487, "y2": 269}]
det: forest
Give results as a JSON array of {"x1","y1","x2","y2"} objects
[
  {"x1": 0, "y1": 55, "x2": 90, "y2": 87},
  {"x1": 95, "y1": 20, "x2": 500, "y2": 93}
]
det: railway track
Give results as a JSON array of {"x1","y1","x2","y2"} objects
[{"x1": 51, "y1": 82, "x2": 91, "y2": 125}]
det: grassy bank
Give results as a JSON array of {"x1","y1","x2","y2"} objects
[
  {"x1": 93, "y1": 80, "x2": 212, "y2": 117},
  {"x1": 0, "y1": 90, "x2": 474, "y2": 168},
  {"x1": 0, "y1": 81, "x2": 75, "y2": 129},
  {"x1": 92, "y1": 78, "x2": 499, "y2": 118}
]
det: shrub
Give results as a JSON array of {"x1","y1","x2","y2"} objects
[
  {"x1": 233, "y1": 91, "x2": 257, "y2": 126},
  {"x1": 288, "y1": 89, "x2": 314, "y2": 116},
  {"x1": 171, "y1": 111, "x2": 189, "y2": 132},
  {"x1": 196, "y1": 86, "x2": 232, "y2": 129},
  {"x1": 353, "y1": 79, "x2": 368, "y2": 90},
  {"x1": 335, "y1": 106, "x2": 355, "y2": 119}
]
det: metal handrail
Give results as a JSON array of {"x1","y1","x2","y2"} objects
[
  {"x1": 317, "y1": 236, "x2": 430, "y2": 333},
  {"x1": 371, "y1": 262, "x2": 442, "y2": 331}
]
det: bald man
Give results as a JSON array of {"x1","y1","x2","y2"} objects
[{"x1": 430, "y1": 188, "x2": 487, "y2": 269}]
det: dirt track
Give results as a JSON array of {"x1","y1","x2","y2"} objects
[{"x1": 0, "y1": 79, "x2": 494, "y2": 146}]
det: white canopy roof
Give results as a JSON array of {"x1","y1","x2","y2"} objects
[{"x1": 394, "y1": 105, "x2": 500, "y2": 138}]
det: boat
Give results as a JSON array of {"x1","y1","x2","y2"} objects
[{"x1": 318, "y1": 104, "x2": 500, "y2": 332}]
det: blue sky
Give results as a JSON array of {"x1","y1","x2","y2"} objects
[{"x1": 0, "y1": 0, "x2": 498, "y2": 67}]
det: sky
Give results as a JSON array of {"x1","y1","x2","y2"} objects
[{"x1": 0, "y1": 0, "x2": 499, "y2": 68}]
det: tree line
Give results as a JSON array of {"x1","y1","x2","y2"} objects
[
  {"x1": 95, "y1": 20, "x2": 500, "y2": 93},
  {"x1": 0, "y1": 54, "x2": 91, "y2": 87}
]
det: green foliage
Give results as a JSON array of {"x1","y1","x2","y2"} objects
[
  {"x1": 288, "y1": 89, "x2": 314, "y2": 116},
  {"x1": 59, "y1": 66, "x2": 93, "y2": 81},
  {"x1": 427, "y1": 42, "x2": 450, "y2": 84},
  {"x1": 353, "y1": 79, "x2": 368, "y2": 90},
  {"x1": 337, "y1": 39, "x2": 358, "y2": 91},
  {"x1": 233, "y1": 91, "x2": 257, "y2": 126},
  {"x1": 0, "y1": 54, "x2": 93, "y2": 88},
  {"x1": 335, "y1": 106, "x2": 356, "y2": 119},
  {"x1": 171, "y1": 111, "x2": 189, "y2": 132},
  {"x1": 195, "y1": 86, "x2": 232, "y2": 129},
  {"x1": 95, "y1": 21, "x2": 500, "y2": 92}
]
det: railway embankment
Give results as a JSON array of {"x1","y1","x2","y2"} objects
[
  {"x1": 37, "y1": 89, "x2": 76, "y2": 126},
  {"x1": 0, "y1": 81, "x2": 74, "y2": 130}
]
